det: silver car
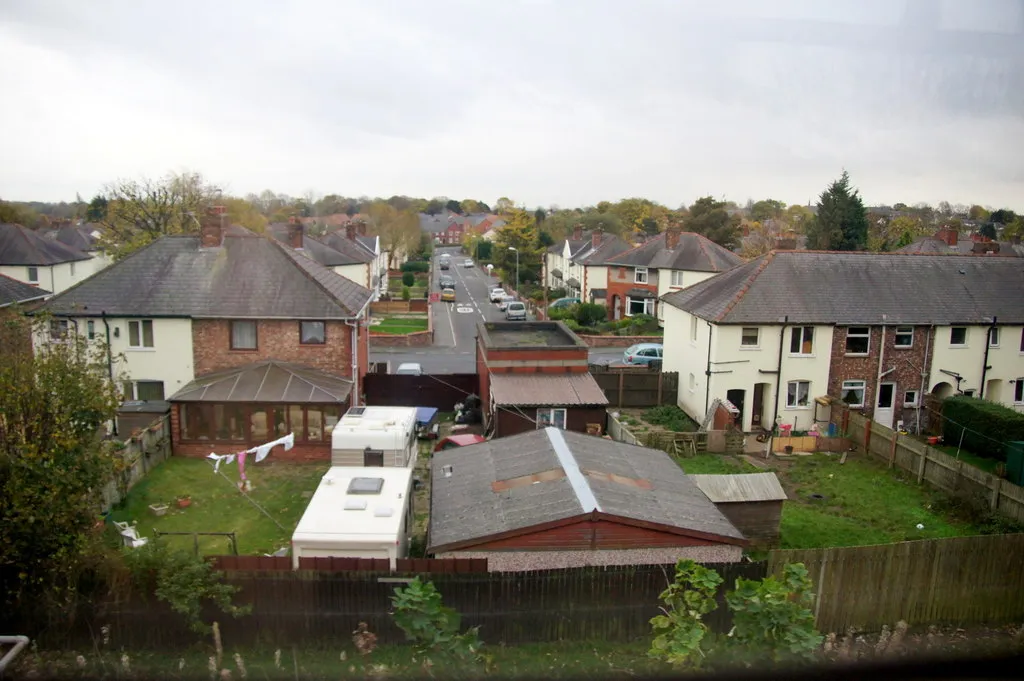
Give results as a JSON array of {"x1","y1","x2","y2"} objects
[{"x1": 505, "y1": 301, "x2": 527, "y2": 321}]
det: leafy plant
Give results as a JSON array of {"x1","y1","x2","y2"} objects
[
  {"x1": 400, "y1": 261, "x2": 430, "y2": 273},
  {"x1": 643, "y1": 405, "x2": 699, "y2": 432},
  {"x1": 401, "y1": 286, "x2": 411, "y2": 301},
  {"x1": 124, "y1": 541, "x2": 249, "y2": 634},
  {"x1": 575, "y1": 302, "x2": 607, "y2": 327},
  {"x1": 725, "y1": 563, "x2": 823, "y2": 664},
  {"x1": 648, "y1": 559, "x2": 723, "y2": 669},
  {"x1": 401, "y1": 271, "x2": 415, "y2": 287},
  {"x1": 390, "y1": 577, "x2": 485, "y2": 663}
]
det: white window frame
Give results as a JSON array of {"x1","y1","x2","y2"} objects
[
  {"x1": 949, "y1": 326, "x2": 968, "y2": 347},
  {"x1": 786, "y1": 380, "x2": 811, "y2": 409},
  {"x1": 127, "y1": 319, "x2": 154, "y2": 349},
  {"x1": 626, "y1": 297, "x2": 654, "y2": 317},
  {"x1": 634, "y1": 266, "x2": 648, "y2": 284},
  {"x1": 690, "y1": 315, "x2": 698, "y2": 342},
  {"x1": 988, "y1": 327, "x2": 999, "y2": 348},
  {"x1": 670, "y1": 270, "x2": 685, "y2": 287},
  {"x1": 122, "y1": 380, "x2": 165, "y2": 401},
  {"x1": 27, "y1": 266, "x2": 39, "y2": 283},
  {"x1": 894, "y1": 326, "x2": 914, "y2": 348},
  {"x1": 536, "y1": 408, "x2": 567, "y2": 430},
  {"x1": 740, "y1": 327, "x2": 760, "y2": 348},
  {"x1": 845, "y1": 327, "x2": 870, "y2": 355},
  {"x1": 86, "y1": 320, "x2": 95, "y2": 340},
  {"x1": 1014, "y1": 380, "x2": 1023, "y2": 404},
  {"x1": 790, "y1": 326, "x2": 814, "y2": 355},
  {"x1": 49, "y1": 319, "x2": 69, "y2": 341},
  {"x1": 903, "y1": 390, "x2": 919, "y2": 407},
  {"x1": 840, "y1": 380, "x2": 866, "y2": 408}
]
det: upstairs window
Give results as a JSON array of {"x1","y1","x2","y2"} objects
[
  {"x1": 231, "y1": 321, "x2": 258, "y2": 350},
  {"x1": 894, "y1": 326, "x2": 914, "y2": 348},
  {"x1": 690, "y1": 315, "x2": 698, "y2": 342},
  {"x1": 988, "y1": 327, "x2": 999, "y2": 347},
  {"x1": 740, "y1": 327, "x2": 759, "y2": 347},
  {"x1": 949, "y1": 327, "x2": 967, "y2": 347},
  {"x1": 634, "y1": 267, "x2": 649, "y2": 284},
  {"x1": 790, "y1": 326, "x2": 814, "y2": 355},
  {"x1": 845, "y1": 327, "x2": 870, "y2": 355},
  {"x1": 127, "y1": 320, "x2": 154, "y2": 348},
  {"x1": 670, "y1": 270, "x2": 685, "y2": 286},
  {"x1": 27, "y1": 266, "x2": 38, "y2": 283},
  {"x1": 300, "y1": 321, "x2": 326, "y2": 345}
]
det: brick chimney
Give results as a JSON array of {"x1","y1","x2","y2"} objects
[
  {"x1": 935, "y1": 227, "x2": 958, "y2": 246},
  {"x1": 345, "y1": 223, "x2": 358, "y2": 241},
  {"x1": 287, "y1": 216, "x2": 304, "y2": 249},
  {"x1": 665, "y1": 227, "x2": 681, "y2": 250},
  {"x1": 591, "y1": 229, "x2": 603, "y2": 250},
  {"x1": 200, "y1": 206, "x2": 227, "y2": 248},
  {"x1": 355, "y1": 219, "x2": 367, "y2": 237},
  {"x1": 573, "y1": 224, "x2": 583, "y2": 241}
]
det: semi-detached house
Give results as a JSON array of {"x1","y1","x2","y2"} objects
[
  {"x1": 37, "y1": 209, "x2": 374, "y2": 460},
  {"x1": 270, "y1": 219, "x2": 388, "y2": 300},
  {"x1": 544, "y1": 227, "x2": 632, "y2": 304},
  {"x1": 0, "y1": 222, "x2": 110, "y2": 294},
  {"x1": 661, "y1": 251, "x2": 1024, "y2": 434}
]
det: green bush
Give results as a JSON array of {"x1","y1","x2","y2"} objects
[
  {"x1": 644, "y1": 405, "x2": 699, "y2": 432},
  {"x1": 560, "y1": 319, "x2": 581, "y2": 331},
  {"x1": 575, "y1": 302, "x2": 607, "y2": 327},
  {"x1": 548, "y1": 287, "x2": 568, "y2": 300},
  {"x1": 401, "y1": 286, "x2": 411, "y2": 301},
  {"x1": 402, "y1": 271, "x2": 415, "y2": 287},
  {"x1": 401, "y1": 261, "x2": 430, "y2": 273},
  {"x1": 548, "y1": 305, "x2": 577, "y2": 321},
  {"x1": 942, "y1": 396, "x2": 1024, "y2": 461}
]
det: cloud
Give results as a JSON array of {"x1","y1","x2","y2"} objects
[{"x1": 1, "y1": 0, "x2": 1022, "y2": 210}]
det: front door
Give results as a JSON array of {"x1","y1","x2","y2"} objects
[
  {"x1": 751, "y1": 383, "x2": 765, "y2": 429},
  {"x1": 611, "y1": 295, "x2": 621, "y2": 320},
  {"x1": 875, "y1": 383, "x2": 895, "y2": 429}
]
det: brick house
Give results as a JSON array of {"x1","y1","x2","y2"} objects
[
  {"x1": 38, "y1": 207, "x2": 374, "y2": 460},
  {"x1": 476, "y1": 321, "x2": 609, "y2": 438}
]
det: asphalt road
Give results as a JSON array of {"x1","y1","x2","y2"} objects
[{"x1": 369, "y1": 247, "x2": 624, "y2": 373}]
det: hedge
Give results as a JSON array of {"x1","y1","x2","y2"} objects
[
  {"x1": 400, "y1": 261, "x2": 430, "y2": 273},
  {"x1": 942, "y1": 395, "x2": 1024, "y2": 461}
]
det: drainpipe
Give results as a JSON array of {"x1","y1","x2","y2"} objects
[
  {"x1": 346, "y1": 318, "x2": 361, "y2": 407},
  {"x1": 101, "y1": 311, "x2": 118, "y2": 437},
  {"x1": 979, "y1": 316, "x2": 997, "y2": 399},
  {"x1": 873, "y1": 324, "x2": 887, "y2": 419},
  {"x1": 49, "y1": 265, "x2": 56, "y2": 295},
  {"x1": 917, "y1": 325, "x2": 933, "y2": 434},
  {"x1": 771, "y1": 316, "x2": 789, "y2": 432},
  {"x1": 704, "y1": 321, "x2": 713, "y2": 416}
]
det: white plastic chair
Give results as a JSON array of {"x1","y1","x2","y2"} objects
[{"x1": 113, "y1": 520, "x2": 149, "y2": 548}]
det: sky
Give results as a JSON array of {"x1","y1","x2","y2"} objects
[{"x1": 1, "y1": 0, "x2": 1022, "y2": 211}]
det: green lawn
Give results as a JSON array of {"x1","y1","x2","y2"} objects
[
  {"x1": 108, "y1": 458, "x2": 328, "y2": 556},
  {"x1": 677, "y1": 453, "x2": 760, "y2": 475},
  {"x1": 370, "y1": 316, "x2": 429, "y2": 334}
]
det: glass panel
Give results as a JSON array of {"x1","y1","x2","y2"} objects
[
  {"x1": 289, "y1": 405, "x2": 305, "y2": 440},
  {"x1": 182, "y1": 404, "x2": 213, "y2": 440},
  {"x1": 802, "y1": 327, "x2": 813, "y2": 354},
  {"x1": 142, "y1": 320, "x2": 154, "y2": 347},
  {"x1": 86, "y1": 321, "x2": 95, "y2": 339},
  {"x1": 227, "y1": 404, "x2": 247, "y2": 441},
  {"x1": 250, "y1": 406, "x2": 268, "y2": 441},
  {"x1": 323, "y1": 406, "x2": 341, "y2": 440},
  {"x1": 301, "y1": 321, "x2": 326, "y2": 344},
  {"x1": 232, "y1": 321, "x2": 257, "y2": 349},
  {"x1": 136, "y1": 381, "x2": 164, "y2": 400},
  {"x1": 790, "y1": 328, "x2": 801, "y2": 354},
  {"x1": 307, "y1": 407, "x2": 323, "y2": 441},
  {"x1": 553, "y1": 409, "x2": 567, "y2": 429},
  {"x1": 272, "y1": 407, "x2": 288, "y2": 437},
  {"x1": 128, "y1": 321, "x2": 140, "y2": 347}
]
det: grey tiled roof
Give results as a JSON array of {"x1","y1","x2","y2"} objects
[
  {"x1": 429, "y1": 429, "x2": 744, "y2": 551},
  {"x1": 0, "y1": 273, "x2": 50, "y2": 307},
  {"x1": 318, "y1": 231, "x2": 375, "y2": 264},
  {"x1": 0, "y1": 223, "x2": 92, "y2": 266},
  {"x1": 607, "y1": 232, "x2": 743, "y2": 272},
  {"x1": 896, "y1": 237, "x2": 1024, "y2": 257},
  {"x1": 170, "y1": 360, "x2": 352, "y2": 403},
  {"x1": 268, "y1": 224, "x2": 360, "y2": 267},
  {"x1": 40, "y1": 223, "x2": 105, "y2": 252},
  {"x1": 662, "y1": 251, "x2": 1024, "y2": 324},
  {"x1": 576, "y1": 234, "x2": 633, "y2": 265},
  {"x1": 40, "y1": 232, "x2": 372, "y2": 319}
]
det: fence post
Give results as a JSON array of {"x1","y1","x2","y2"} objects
[
  {"x1": 888, "y1": 431, "x2": 899, "y2": 469},
  {"x1": 863, "y1": 419, "x2": 872, "y2": 454},
  {"x1": 991, "y1": 477, "x2": 1002, "y2": 511},
  {"x1": 617, "y1": 372, "x2": 624, "y2": 409},
  {"x1": 955, "y1": 460, "x2": 964, "y2": 492},
  {"x1": 657, "y1": 372, "x2": 663, "y2": 405},
  {"x1": 917, "y1": 447, "x2": 927, "y2": 484}
]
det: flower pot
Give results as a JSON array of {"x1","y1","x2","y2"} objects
[
  {"x1": 927, "y1": 436, "x2": 941, "y2": 446},
  {"x1": 149, "y1": 503, "x2": 169, "y2": 517},
  {"x1": 784, "y1": 445, "x2": 794, "y2": 455},
  {"x1": 176, "y1": 497, "x2": 192, "y2": 509}
]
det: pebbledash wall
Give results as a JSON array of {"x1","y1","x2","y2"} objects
[{"x1": 192, "y1": 319, "x2": 357, "y2": 375}]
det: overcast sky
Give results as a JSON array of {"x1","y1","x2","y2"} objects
[{"x1": 1, "y1": 0, "x2": 1022, "y2": 210}]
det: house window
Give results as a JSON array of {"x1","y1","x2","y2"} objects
[
  {"x1": 790, "y1": 326, "x2": 814, "y2": 355},
  {"x1": 300, "y1": 321, "x2": 326, "y2": 345},
  {"x1": 536, "y1": 408, "x2": 567, "y2": 429},
  {"x1": 690, "y1": 315, "x2": 698, "y2": 342},
  {"x1": 671, "y1": 271, "x2": 685, "y2": 287},
  {"x1": 949, "y1": 327, "x2": 967, "y2": 346},
  {"x1": 1020, "y1": 329, "x2": 1024, "y2": 352},
  {"x1": 27, "y1": 267, "x2": 38, "y2": 283},
  {"x1": 122, "y1": 380, "x2": 165, "y2": 401},
  {"x1": 1015, "y1": 380, "x2": 1023, "y2": 404},
  {"x1": 231, "y1": 321, "x2": 258, "y2": 350},
  {"x1": 363, "y1": 448, "x2": 384, "y2": 467},
  {"x1": 180, "y1": 404, "x2": 213, "y2": 440},
  {"x1": 903, "y1": 390, "x2": 919, "y2": 407},
  {"x1": 894, "y1": 326, "x2": 914, "y2": 348},
  {"x1": 963, "y1": 389, "x2": 976, "y2": 398},
  {"x1": 127, "y1": 320, "x2": 154, "y2": 348},
  {"x1": 49, "y1": 319, "x2": 69, "y2": 340},
  {"x1": 841, "y1": 380, "x2": 866, "y2": 408},
  {"x1": 786, "y1": 380, "x2": 810, "y2": 408},
  {"x1": 86, "y1": 320, "x2": 95, "y2": 340},
  {"x1": 626, "y1": 297, "x2": 654, "y2": 317},
  {"x1": 214, "y1": 404, "x2": 247, "y2": 441},
  {"x1": 845, "y1": 327, "x2": 870, "y2": 355},
  {"x1": 741, "y1": 327, "x2": 759, "y2": 347},
  {"x1": 988, "y1": 327, "x2": 999, "y2": 347},
  {"x1": 634, "y1": 267, "x2": 649, "y2": 284}
]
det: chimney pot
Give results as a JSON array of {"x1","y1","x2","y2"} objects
[
  {"x1": 665, "y1": 227, "x2": 681, "y2": 250},
  {"x1": 287, "y1": 220, "x2": 304, "y2": 249},
  {"x1": 591, "y1": 229, "x2": 603, "y2": 249},
  {"x1": 200, "y1": 207, "x2": 227, "y2": 248}
]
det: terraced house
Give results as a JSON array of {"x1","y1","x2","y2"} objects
[
  {"x1": 660, "y1": 251, "x2": 1024, "y2": 434},
  {"x1": 37, "y1": 208, "x2": 373, "y2": 460}
]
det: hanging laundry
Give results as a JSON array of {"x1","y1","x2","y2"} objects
[
  {"x1": 245, "y1": 432, "x2": 295, "y2": 463},
  {"x1": 238, "y1": 450, "x2": 248, "y2": 481},
  {"x1": 206, "y1": 452, "x2": 236, "y2": 473}
]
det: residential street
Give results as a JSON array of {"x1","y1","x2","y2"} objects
[{"x1": 368, "y1": 246, "x2": 622, "y2": 373}]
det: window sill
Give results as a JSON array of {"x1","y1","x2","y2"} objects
[
  {"x1": 903, "y1": 404, "x2": 919, "y2": 408},
  {"x1": 125, "y1": 347, "x2": 156, "y2": 352},
  {"x1": 844, "y1": 353, "x2": 869, "y2": 358},
  {"x1": 949, "y1": 345, "x2": 968, "y2": 349},
  {"x1": 784, "y1": 405, "x2": 811, "y2": 411},
  {"x1": 893, "y1": 345, "x2": 914, "y2": 350},
  {"x1": 788, "y1": 353, "x2": 815, "y2": 358},
  {"x1": 230, "y1": 348, "x2": 259, "y2": 352},
  {"x1": 739, "y1": 346, "x2": 760, "y2": 351},
  {"x1": 299, "y1": 343, "x2": 327, "y2": 347}
]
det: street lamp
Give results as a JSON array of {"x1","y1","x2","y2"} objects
[{"x1": 508, "y1": 246, "x2": 520, "y2": 293}]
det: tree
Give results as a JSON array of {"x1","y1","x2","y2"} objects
[
  {"x1": 968, "y1": 205, "x2": 990, "y2": 221},
  {"x1": 363, "y1": 201, "x2": 420, "y2": 269},
  {"x1": 0, "y1": 312, "x2": 122, "y2": 626},
  {"x1": 750, "y1": 199, "x2": 786, "y2": 223},
  {"x1": 1003, "y1": 216, "x2": 1024, "y2": 241},
  {"x1": 543, "y1": 209, "x2": 625, "y2": 240},
  {"x1": 96, "y1": 171, "x2": 222, "y2": 260},
  {"x1": 739, "y1": 221, "x2": 775, "y2": 258},
  {"x1": 682, "y1": 196, "x2": 741, "y2": 249},
  {"x1": 979, "y1": 223, "x2": 997, "y2": 240},
  {"x1": 423, "y1": 198, "x2": 445, "y2": 215},
  {"x1": 493, "y1": 197, "x2": 514, "y2": 216},
  {"x1": 937, "y1": 200, "x2": 953, "y2": 217},
  {"x1": 459, "y1": 199, "x2": 481, "y2": 214},
  {"x1": 805, "y1": 171, "x2": 868, "y2": 251},
  {"x1": 493, "y1": 209, "x2": 541, "y2": 288},
  {"x1": 868, "y1": 215, "x2": 923, "y2": 252},
  {"x1": 85, "y1": 195, "x2": 108, "y2": 222},
  {"x1": 783, "y1": 205, "x2": 815, "y2": 233},
  {"x1": 610, "y1": 198, "x2": 668, "y2": 237},
  {"x1": 445, "y1": 199, "x2": 463, "y2": 215},
  {"x1": 0, "y1": 199, "x2": 38, "y2": 226},
  {"x1": 534, "y1": 207, "x2": 546, "y2": 225},
  {"x1": 989, "y1": 209, "x2": 1016, "y2": 225}
]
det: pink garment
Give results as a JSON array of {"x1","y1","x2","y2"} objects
[{"x1": 237, "y1": 450, "x2": 248, "y2": 480}]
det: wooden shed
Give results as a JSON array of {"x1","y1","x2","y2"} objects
[{"x1": 688, "y1": 473, "x2": 787, "y2": 545}]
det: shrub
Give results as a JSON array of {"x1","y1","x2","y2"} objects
[
  {"x1": 402, "y1": 271, "x2": 415, "y2": 287},
  {"x1": 942, "y1": 395, "x2": 1024, "y2": 461},
  {"x1": 548, "y1": 305, "x2": 577, "y2": 321},
  {"x1": 401, "y1": 286, "x2": 411, "y2": 301},
  {"x1": 391, "y1": 577, "x2": 486, "y2": 664},
  {"x1": 644, "y1": 405, "x2": 698, "y2": 432},
  {"x1": 401, "y1": 261, "x2": 430, "y2": 273},
  {"x1": 648, "y1": 559, "x2": 723, "y2": 670},
  {"x1": 561, "y1": 319, "x2": 581, "y2": 331},
  {"x1": 575, "y1": 302, "x2": 607, "y2": 327},
  {"x1": 548, "y1": 287, "x2": 568, "y2": 300}
]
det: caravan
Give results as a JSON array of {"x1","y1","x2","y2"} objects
[{"x1": 330, "y1": 406, "x2": 419, "y2": 467}]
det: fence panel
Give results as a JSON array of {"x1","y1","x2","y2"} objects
[
  {"x1": 363, "y1": 373, "x2": 479, "y2": 409},
  {"x1": 589, "y1": 369, "x2": 678, "y2": 408},
  {"x1": 100, "y1": 414, "x2": 171, "y2": 512}
]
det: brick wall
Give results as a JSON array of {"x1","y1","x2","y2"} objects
[
  {"x1": 828, "y1": 325, "x2": 932, "y2": 429},
  {"x1": 192, "y1": 319, "x2": 354, "y2": 376},
  {"x1": 605, "y1": 266, "x2": 659, "y2": 321},
  {"x1": 577, "y1": 334, "x2": 664, "y2": 348},
  {"x1": 168, "y1": 404, "x2": 331, "y2": 460},
  {"x1": 368, "y1": 330, "x2": 433, "y2": 347}
]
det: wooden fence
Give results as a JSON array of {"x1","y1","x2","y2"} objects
[
  {"x1": 210, "y1": 556, "x2": 489, "y2": 573},
  {"x1": 370, "y1": 299, "x2": 429, "y2": 314},
  {"x1": 834, "y1": 405, "x2": 1024, "y2": 524},
  {"x1": 363, "y1": 373, "x2": 479, "y2": 409},
  {"x1": 100, "y1": 414, "x2": 171, "y2": 513},
  {"x1": 590, "y1": 367, "x2": 678, "y2": 408},
  {"x1": 769, "y1": 534, "x2": 1024, "y2": 634}
]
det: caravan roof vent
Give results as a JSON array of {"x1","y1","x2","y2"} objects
[
  {"x1": 348, "y1": 477, "x2": 385, "y2": 495},
  {"x1": 373, "y1": 506, "x2": 394, "y2": 518},
  {"x1": 346, "y1": 407, "x2": 367, "y2": 417},
  {"x1": 344, "y1": 499, "x2": 368, "y2": 511}
]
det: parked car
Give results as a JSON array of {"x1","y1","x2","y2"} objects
[
  {"x1": 489, "y1": 287, "x2": 507, "y2": 302},
  {"x1": 439, "y1": 275, "x2": 456, "y2": 289},
  {"x1": 463, "y1": 258, "x2": 474, "y2": 268},
  {"x1": 505, "y1": 301, "x2": 527, "y2": 321},
  {"x1": 496, "y1": 294, "x2": 516, "y2": 312},
  {"x1": 433, "y1": 433, "x2": 486, "y2": 452},
  {"x1": 440, "y1": 287, "x2": 456, "y2": 302},
  {"x1": 549, "y1": 297, "x2": 581, "y2": 311},
  {"x1": 439, "y1": 257, "x2": 450, "y2": 270},
  {"x1": 623, "y1": 343, "x2": 663, "y2": 366},
  {"x1": 395, "y1": 362, "x2": 423, "y2": 376}
]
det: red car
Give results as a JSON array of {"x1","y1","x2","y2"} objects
[{"x1": 433, "y1": 434, "x2": 486, "y2": 452}]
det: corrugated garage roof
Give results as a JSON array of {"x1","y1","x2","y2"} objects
[
  {"x1": 688, "y1": 473, "x2": 787, "y2": 503},
  {"x1": 489, "y1": 373, "x2": 609, "y2": 406}
]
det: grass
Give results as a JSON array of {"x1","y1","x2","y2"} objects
[
  {"x1": 933, "y1": 444, "x2": 1001, "y2": 474},
  {"x1": 108, "y1": 457, "x2": 328, "y2": 556},
  {"x1": 676, "y1": 453, "x2": 760, "y2": 475},
  {"x1": 370, "y1": 316, "x2": 429, "y2": 335}
]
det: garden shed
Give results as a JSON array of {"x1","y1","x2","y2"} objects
[{"x1": 687, "y1": 472, "x2": 787, "y2": 544}]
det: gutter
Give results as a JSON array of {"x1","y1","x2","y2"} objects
[
  {"x1": 346, "y1": 295, "x2": 373, "y2": 407},
  {"x1": 918, "y1": 325, "x2": 933, "y2": 434},
  {"x1": 979, "y1": 316, "x2": 997, "y2": 399},
  {"x1": 873, "y1": 324, "x2": 887, "y2": 417}
]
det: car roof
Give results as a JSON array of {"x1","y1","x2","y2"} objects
[
  {"x1": 397, "y1": 362, "x2": 421, "y2": 369},
  {"x1": 443, "y1": 434, "x2": 486, "y2": 445},
  {"x1": 636, "y1": 342, "x2": 663, "y2": 349}
]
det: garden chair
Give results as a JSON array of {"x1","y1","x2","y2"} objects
[{"x1": 113, "y1": 520, "x2": 149, "y2": 549}]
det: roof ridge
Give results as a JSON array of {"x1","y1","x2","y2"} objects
[
  {"x1": 267, "y1": 236, "x2": 369, "y2": 318},
  {"x1": 714, "y1": 252, "x2": 776, "y2": 322},
  {"x1": 605, "y1": 233, "x2": 661, "y2": 266},
  {"x1": 545, "y1": 427, "x2": 601, "y2": 513}
]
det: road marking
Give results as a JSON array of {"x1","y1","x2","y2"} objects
[{"x1": 456, "y1": 306, "x2": 474, "y2": 314}]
